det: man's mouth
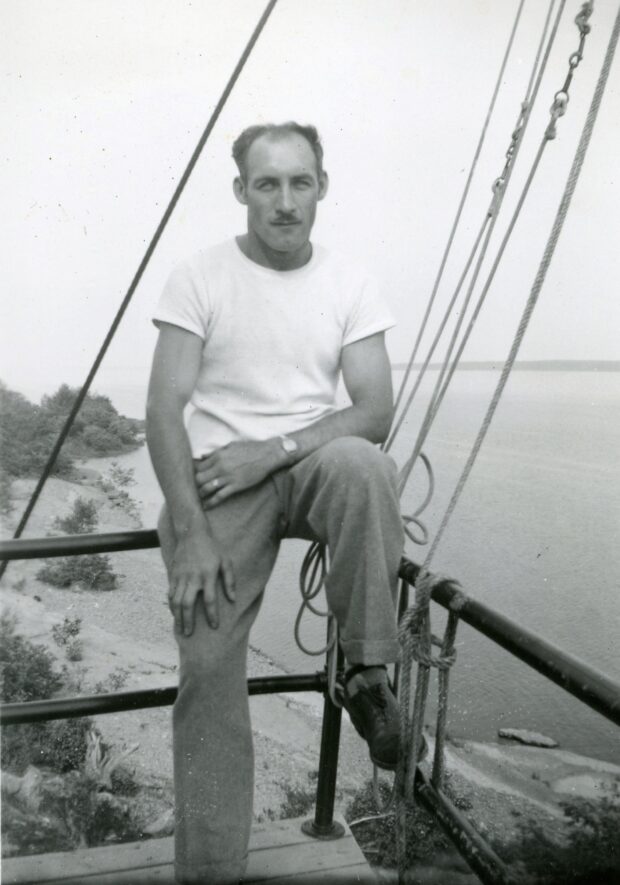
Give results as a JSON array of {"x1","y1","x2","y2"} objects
[{"x1": 271, "y1": 220, "x2": 301, "y2": 226}]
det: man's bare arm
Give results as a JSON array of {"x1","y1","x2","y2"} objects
[
  {"x1": 196, "y1": 331, "x2": 393, "y2": 508},
  {"x1": 146, "y1": 323, "x2": 235, "y2": 635}
]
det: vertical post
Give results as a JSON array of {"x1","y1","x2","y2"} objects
[{"x1": 302, "y1": 640, "x2": 345, "y2": 839}]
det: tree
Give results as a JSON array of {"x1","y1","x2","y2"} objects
[{"x1": 0, "y1": 381, "x2": 143, "y2": 479}]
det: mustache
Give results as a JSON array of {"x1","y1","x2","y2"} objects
[{"x1": 272, "y1": 212, "x2": 300, "y2": 223}]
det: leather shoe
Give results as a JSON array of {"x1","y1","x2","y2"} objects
[{"x1": 342, "y1": 678, "x2": 428, "y2": 772}]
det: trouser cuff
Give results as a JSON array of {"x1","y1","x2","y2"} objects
[{"x1": 340, "y1": 637, "x2": 399, "y2": 665}]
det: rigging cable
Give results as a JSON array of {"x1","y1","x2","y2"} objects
[
  {"x1": 389, "y1": 0, "x2": 527, "y2": 433},
  {"x1": 395, "y1": 2, "x2": 620, "y2": 877},
  {"x1": 0, "y1": 0, "x2": 279, "y2": 582},
  {"x1": 389, "y1": 0, "x2": 560, "y2": 466},
  {"x1": 396, "y1": 0, "x2": 566, "y2": 495}
]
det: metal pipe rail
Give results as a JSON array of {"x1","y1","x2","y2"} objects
[
  {"x1": 2, "y1": 533, "x2": 618, "y2": 725},
  {"x1": 0, "y1": 674, "x2": 326, "y2": 726},
  {"x1": 398, "y1": 558, "x2": 620, "y2": 727}
]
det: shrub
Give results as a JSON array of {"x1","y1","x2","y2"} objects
[
  {"x1": 65, "y1": 639, "x2": 84, "y2": 662},
  {"x1": 97, "y1": 466, "x2": 142, "y2": 527},
  {"x1": 0, "y1": 612, "x2": 63, "y2": 702},
  {"x1": 52, "y1": 616, "x2": 82, "y2": 648},
  {"x1": 94, "y1": 668, "x2": 129, "y2": 694},
  {"x1": 53, "y1": 498, "x2": 98, "y2": 535},
  {"x1": 0, "y1": 614, "x2": 91, "y2": 774},
  {"x1": 0, "y1": 381, "x2": 143, "y2": 480},
  {"x1": 37, "y1": 554, "x2": 118, "y2": 591},
  {"x1": 0, "y1": 466, "x2": 14, "y2": 516},
  {"x1": 110, "y1": 765, "x2": 140, "y2": 797},
  {"x1": 278, "y1": 781, "x2": 316, "y2": 819},
  {"x1": 38, "y1": 718, "x2": 91, "y2": 773},
  {"x1": 502, "y1": 792, "x2": 620, "y2": 884},
  {"x1": 108, "y1": 462, "x2": 136, "y2": 488}
]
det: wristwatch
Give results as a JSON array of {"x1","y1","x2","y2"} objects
[{"x1": 279, "y1": 435, "x2": 299, "y2": 460}]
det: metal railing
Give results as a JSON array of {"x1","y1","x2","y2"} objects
[{"x1": 1, "y1": 531, "x2": 619, "y2": 883}]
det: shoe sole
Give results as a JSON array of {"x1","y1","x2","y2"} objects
[{"x1": 370, "y1": 737, "x2": 428, "y2": 773}]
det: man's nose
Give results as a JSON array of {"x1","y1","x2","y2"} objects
[{"x1": 276, "y1": 184, "x2": 295, "y2": 213}]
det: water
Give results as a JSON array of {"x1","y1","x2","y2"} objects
[{"x1": 103, "y1": 369, "x2": 620, "y2": 763}]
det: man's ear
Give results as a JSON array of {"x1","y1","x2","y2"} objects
[
  {"x1": 318, "y1": 171, "x2": 329, "y2": 201},
  {"x1": 233, "y1": 176, "x2": 248, "y2": 205}
]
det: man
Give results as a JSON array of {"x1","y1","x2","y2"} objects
[{"x1": 146, "y1": 122, "x2": 405, "y2": 884}]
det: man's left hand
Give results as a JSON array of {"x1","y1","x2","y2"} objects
[{"x1": 195, "y1": 439, "x2": 282, "y2": 509}]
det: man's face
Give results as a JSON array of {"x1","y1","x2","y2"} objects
[{"x1": 234, "y1": 133, "x2": 328, "y2": 254}]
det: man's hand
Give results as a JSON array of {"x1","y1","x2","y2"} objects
[
  {"x1": 168, "y1": 526, "x2": 236, "y2": 635},
  {"x1": 195, "y1": 439, "x2": 282, "y2": 509}
]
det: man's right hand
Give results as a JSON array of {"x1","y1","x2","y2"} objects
[{"x1": 168, "y1": 526, "x2": 236, "y2": 636}]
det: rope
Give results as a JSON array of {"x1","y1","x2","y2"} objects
[
  {"x1": 0, "y1": 0, "x2": 279, "y2": 583},
  {"x1": 394, "y1": 0, "x2": 565, "y2": 493},
  {"x1": 422, "y1": 0, "x2": 602, "y2": 569},
  {"x1": 388, "y1": 0, "x2": 527, "y2": 439},
  {"x1": 404, "y1": 0, "x2": 592, "y2": 477},
  {"x1": 395, "y1": 2, "x2": 618, "y2": 877}
]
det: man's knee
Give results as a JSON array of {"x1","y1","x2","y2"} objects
[{"x1": 319, "y1": 436, "x2": 397, "y2": 484}]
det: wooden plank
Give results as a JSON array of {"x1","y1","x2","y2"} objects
[
  {"x1": 265, "y1": 864, "x2": 377, "y2": 884},
  {"x1": 245, "y1": 834, "x2": 366, "y2": 881},
  {"x1": 2, "y1": 816, "x2": 374, "y2": 885},
  {"x1": 3, "y1": 861, "x2": 376, "y2": 885},
  {"x1": 3, "y1": 816, "x2": 338, "y2": 882},
  {"x1": 2, "y1": 840, "x2": 172, "y2": 884}
]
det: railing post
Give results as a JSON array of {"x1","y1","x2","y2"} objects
[{"x1": 302, "y1": 642, "x2": 345, "y2": 840}]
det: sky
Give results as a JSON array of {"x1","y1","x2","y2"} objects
[{"x1": 2, "y1": 0, "x2": 619, "y2": 408}]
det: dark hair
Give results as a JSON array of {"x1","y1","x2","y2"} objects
[{"x1": 232, "y1": 122, "x2": 324, "y2": 180}]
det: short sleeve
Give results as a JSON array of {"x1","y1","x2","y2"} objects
[
  {"x1": 342, "y1": 275, "x2": 396, "y2": 347},
  {"x1": 152, "y1": 261, "x2": 208, "y2": 340}
]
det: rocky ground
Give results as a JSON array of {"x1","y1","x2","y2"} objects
[{"x1": 2, "y1": 470, "x2": 619, "y2": 881}]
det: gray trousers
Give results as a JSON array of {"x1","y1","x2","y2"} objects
[{"x1": 158, "y1": 437, "x2": 404, "y2": 884}]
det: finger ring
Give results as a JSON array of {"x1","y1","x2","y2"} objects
[{"x1": 211, "y1": 478, "x2": 220, "y2": 490}]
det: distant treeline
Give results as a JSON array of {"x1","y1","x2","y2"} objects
[
  {"x1": 0, "y1": 382, "x2": 144, "y2": 481},
  {"x1": 392, "y1": 360, "x2": 620, "y2": 372}
]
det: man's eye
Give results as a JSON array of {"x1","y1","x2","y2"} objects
[
  {"x1": 295, "y1": 180, "x2": 311, "y2": 189},
  {"x1": 257, "y1": 181, "x2": 274, "y2": 190}
]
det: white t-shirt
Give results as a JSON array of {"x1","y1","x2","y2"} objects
[{"x1": 153, "y1": 239, "x2": 395, "y2": 457}]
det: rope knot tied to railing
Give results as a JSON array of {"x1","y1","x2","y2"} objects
[{"x1": 398, "y1": 571, "x2": 464, "y2": 668}]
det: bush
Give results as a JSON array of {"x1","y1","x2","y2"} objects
[
  {"x1": 52, "y1": 616, "x2": 82, "y2": 648},
  {"x1": 39, "y1": 718, "x2": 91, "y2": 773},
  {"x1": 0, "y1": 614, "x2": 91, "y2": 775},
  {"x1": 0, "y1": 466, "x2": 14, "y2": 516},
  {"x1": 278, "y1": 780, "x2": 316, "y2": 819},
  {"x1": 108, "y1": 462, "x2": 136, "y2": 488},
  {"x1": 65, "y1": 639, "x2": 84, "y2": 662},
  {"x1": 94, "y1": 668, "x2": 129, "y2": 694},
  {"x1": 0, "y1": 613, "x2": 63, "y2": 702},
  {"x1": 37, "y1": 554, "x2": 118, "y2": 591},
  {"x1": 53, "y1": 498, "x2": 98, "y2": 535},
  {"x1": 0, "y1": 381, "x2": 143, "y2": 480},
  {"x1": 502, "y1": 792, "x2": 620, "y2": 884},
  {"x1": 96, "y1": 466, "x2": 142, "y2": 527}
]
